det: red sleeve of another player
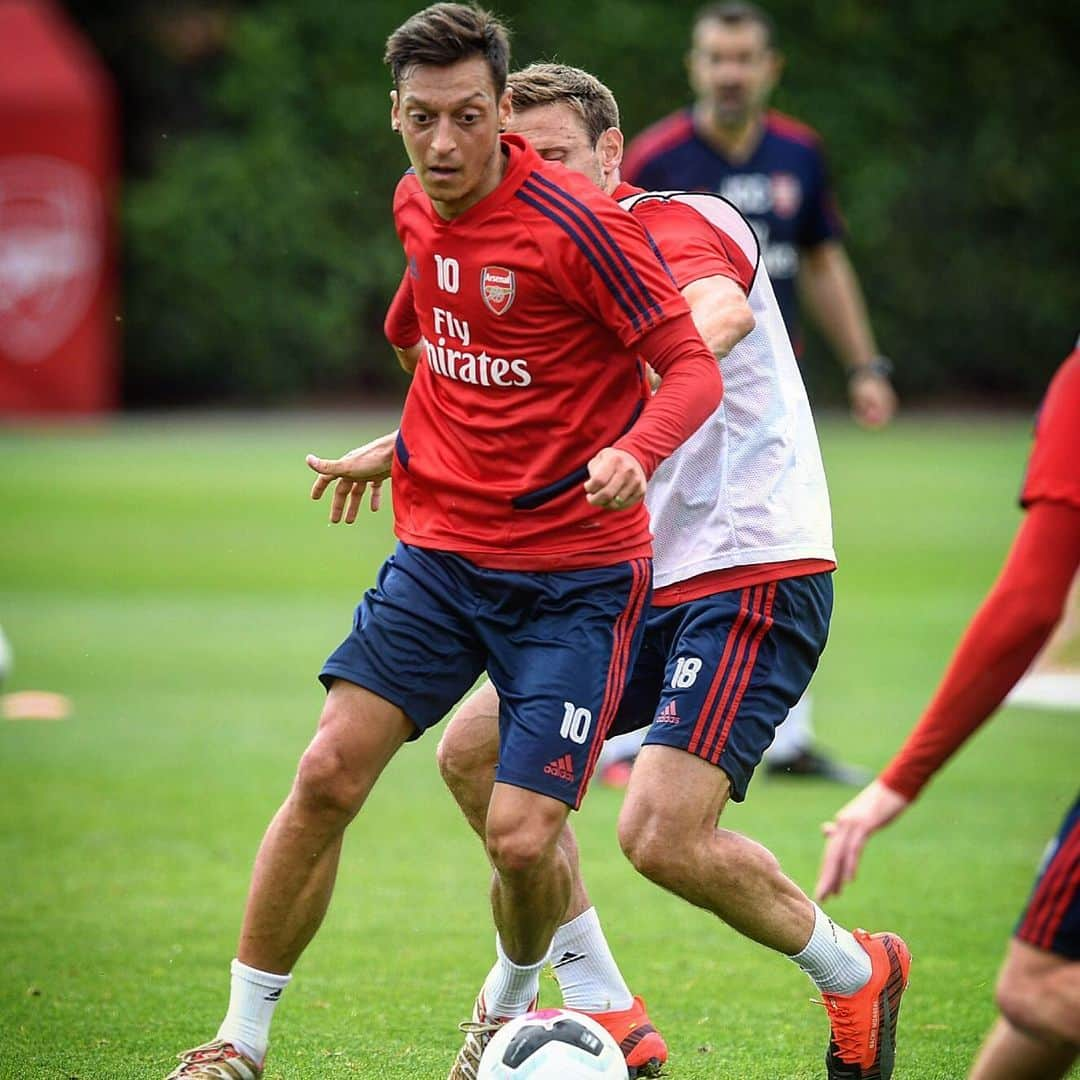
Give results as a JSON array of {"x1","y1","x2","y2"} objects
[
  {"x1": 1021, "y1": 350, "x2": 1080, "y2": 512},
  {"x1": 633, "y1": 200, "x2": 755, "y2": 294},
  {"x1": 540, "y1": 177, "x2": 693, "y2": 348},
  {"x1": 614, "y1": 312, "x2": 723, "y2": 477},
  {"x1": 879, "y1": 500, "x2": 1080, "y2": 800},
  {"x1": 384, "y1": 269, "x2": 421, "y2": 348}
]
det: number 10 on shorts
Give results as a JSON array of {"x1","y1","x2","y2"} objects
[{"x1": 561, "y1": 702, "x2": 593, "y2": 744}]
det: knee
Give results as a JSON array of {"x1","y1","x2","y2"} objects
[
  {"x1": 435, "y1": 694, "x2": 499, "y2": 792},
  {"x1": 294, "y1": 696, "x2": 379, "y2": 819},
  {"x1": 435, "y1": 723, "x2": 494, "y2": 791},
  {"x1": 995, "y1": 966, "x2": 1040, "y2": 1036},
  {"x1": 618, "y1": 802, "x2": 683, "y2": 886},
  {"x1": 486, "y1": 811, "x2": 562, "y2": 876},
  {"x1": 294, "y1": 737, "x2": 368, "y2": 820}
]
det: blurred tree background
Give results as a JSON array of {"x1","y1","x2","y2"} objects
[{"x1": 64, "y1": 0, "x2": 1079, "y2": 406}]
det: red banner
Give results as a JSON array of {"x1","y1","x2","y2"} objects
[{"x1": 0, "y1": 0, "x2": 117, "y2": 415}]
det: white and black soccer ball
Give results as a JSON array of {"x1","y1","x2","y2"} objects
[{"x1": 477, "y1": 1008, "x2": 628, "y2": 1079}]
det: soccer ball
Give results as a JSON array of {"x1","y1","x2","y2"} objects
[{"x1": 477, "y1": 1008, "x2": 628, "y2": 1079}]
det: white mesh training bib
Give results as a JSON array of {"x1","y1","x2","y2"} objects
[{"x1": 620, "y1": 191, "x2": 835, "y2": 587}]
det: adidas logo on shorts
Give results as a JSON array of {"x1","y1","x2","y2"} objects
[
  {"x1": 544, "y1": 754, "x2": 575, "y2": 782},
  {"x1": 655, "y1": 700, "x2": 680, "y2": 724}
]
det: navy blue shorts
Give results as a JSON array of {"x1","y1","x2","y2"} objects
[
  {"x1": 1016, "y1": 794, "x2": 1080, "y2": 959},
  {"x1": 606, "y1": 572, "x2": 832, "y2": 801},
  {"x1": 321, "y1": 543, "x2": 651, "y2": 808}
]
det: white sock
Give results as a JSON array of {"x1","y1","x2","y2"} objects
[
  {"x1": 481, "y1": 937, "x2": 549, "y2": 1019},
  {"x1": 550, "y1": 907, "x2": 633, "y2": 1013},
  {"x1": 789, "y1": 903, "x2": 872, "y2": 995},
  {"x1": 764, "y1": 691, "x2": 814, "y2": 763},
  {"x1": 216, "y1": 958, "x2": 292, "y2": 1065},
  {"x1": 598, "y1": 729, "x2": 646, "y2": 767}
]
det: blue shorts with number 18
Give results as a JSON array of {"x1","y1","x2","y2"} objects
[
  {"x1": 320, "y1": 542, "x2": 651, "y2": 809},
  {"x1": 607, "y1": 572, "x2": 833, "y2": 801}
]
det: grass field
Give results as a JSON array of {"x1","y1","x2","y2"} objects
[{"x1": 2, "y1": 412, "x2": 1077, "y2": 1080}]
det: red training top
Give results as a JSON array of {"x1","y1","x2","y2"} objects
[
  {"x1": 881, "y1": 348, "x2": 1080, "y2": 799},
  {"x1": 387, "y1": 135, "x2": 721, "y2": 571}
]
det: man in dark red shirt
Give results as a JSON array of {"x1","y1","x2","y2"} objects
[
  {"x1": 163, "y1": 7, "x2": 721, "y2": 1080},
  {"x1": 818, "y1": 345, "x2": 1080, "y2": 1079}
]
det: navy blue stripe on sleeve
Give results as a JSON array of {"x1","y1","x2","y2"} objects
[
  {"x1": 639, "y1": 224, "x2": 676, "y2": 284},
  {"x1": 527, "y1": 172, "x2": 664, "y2": 323},
  {"x1": 517, "y1": 188, "x2": 642, "y2": 333}
]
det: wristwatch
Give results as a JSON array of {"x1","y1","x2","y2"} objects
[{"x1": 849, "y1": 356, "x2": 893, "y2": 381}]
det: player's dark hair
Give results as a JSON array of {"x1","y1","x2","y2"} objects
[
  {"x1": 693, "y1": 1, "x2": 776, "y2": 50},
  {"x1": 384, "y1": 3, "x2": 511, "y2": 96},
  {"x1": 508, "y1": 63, "x2": 620, "y2": 145}
]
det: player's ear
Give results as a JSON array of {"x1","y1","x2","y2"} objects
[
  {"x1": 497, "y1": 86, "x2": 513, "y2": 132},
  {"x1": 598, "y1": 127, "x2": 623, "y2": 177},
  {"x1": 390, "y1": 89, "x2": 401, "y2": 133}
]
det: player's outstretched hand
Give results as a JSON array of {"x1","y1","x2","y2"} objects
[
  {"x1": 816, "y1": 779, "x2": 911, "y2": 901},
  {"x1": 849, "y1": 371, "x2": 898, "y2": 429},
  {"x1": 584, "y1": 447, "x2": 646, "y2": 511},
  {"x1": 306, "y1": 430, "x2": 397, "y2": 524}
]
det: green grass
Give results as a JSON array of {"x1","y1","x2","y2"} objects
[{"x1": 1, "y1": 412, "x2": 1077, "y2": 1079}]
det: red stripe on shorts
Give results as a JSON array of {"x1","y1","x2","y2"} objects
[
  {"x1": 1020, "y1": 825, "x2": 1080, "y2": 950},
  {"x1": 708, "y1": 581, "x2": 777, "y2": 764},
  {"x1": 687, "y1": 587, "x2": 754, "y2": 756},
  {"x1": 696, "y1": 585, "x2": 769, "y2": 761},
  {"x1": 578, "y1": 558, "x2": 651, "y2": 808}
]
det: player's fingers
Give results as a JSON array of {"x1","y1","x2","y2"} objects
[
  {"x1": 344, "y1": 482, "x2": 364, "y2": 525},
  {"x1": 815, "y1": 841, "x2": 843, "y2": 901},
  {"x1": 586, "y1": 482, "x2": 621, "y2": 508},
  {"x1": 306, "y1": 453, "x2": 343, "y2": 475},
  {"x1": 330, "y1": 476, "x2": 352, "y2": 524},
  {"x1": 583, "y1": 467, "x2": 613, "y2": 495},
  {"x1": 608, "y1": 489, "x2": 643, "y2": 510},
  {"x1": 310, "y1": 473, "x2": 333, "y2": 501},
  {"x1": 369, "y1": 479, "x2": 383, "y2": 512},
  {"x1": 839, "y1": 829, "x2": 866, "y2": 889},
  {"x1": 816, "y1": 820, "x2": 861, "y2": 900}
]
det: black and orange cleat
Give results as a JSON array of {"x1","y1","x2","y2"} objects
[
  {"x1": 580, "y1": 994, "x2": 667, "y2": 1078},
  {"x1": 819, "y1": 930, "x2": 911, "y2": 1080}
]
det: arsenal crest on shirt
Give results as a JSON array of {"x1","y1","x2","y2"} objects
[
  {"x1": 769, "y1": 172, "x2": 802, "y2": 220},
  {"x1": 481, "y1": 265, "x2": 515, "y2": 316}
]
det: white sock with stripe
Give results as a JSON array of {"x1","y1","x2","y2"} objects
[
  {"x1": 216, "y1": 958, "x2": 292, "y2": 1065},
  {"x1": 789, "y1": 903, "x2": 872, "y2": 995},
  {"x1": 481, "y1": 936, "x2": 548, "y2": 1018},
  {"x1": 550, "y1": 907, "x2": 634, "y2": 1013}
]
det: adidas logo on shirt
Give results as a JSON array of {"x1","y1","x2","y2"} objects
[{"x1": 544, "y1": 754, "x2": 575, "y2": 782}]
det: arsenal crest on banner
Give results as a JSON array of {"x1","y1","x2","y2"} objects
[{"x1": 481, "y1": 265, "x2": 515, "y2": 316}]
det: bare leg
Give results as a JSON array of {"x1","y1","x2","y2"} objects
[
  {"x1": 237, "y1": 681, "x2": 413, "y2": 973},
  {"x1": 994, "y1": 939, "x2": 1080, "y2": 1046},
  {"x1": 485, "y1": 781, "x2": 572, "y2": 963},
  {"x1": 618, "y1": 744, "x2": 813, "y2": 953},
  {"x1": 437, "y1": 681, "x2": 592, "y2": 922},
  {"x1": 968, "y1": 1017, "x2": 1077, "y2": 1080},
  {"x1": 966, "y1": 937, "x2": 1080, "y2": 1079}
]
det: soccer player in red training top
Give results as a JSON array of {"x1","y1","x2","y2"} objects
[
  {"x1": 818, "y1": 344, "x2": 1080, "y2": 1080},
  {"x1": 163, "y1": 7, "x2": 722, "y2": 1080},
  {"x1": 615, "y1": 0, "x2": 897, "y2": 786},
  {"x1": 412, "y1": 63, "x2": 907, "y2": 1080}
]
